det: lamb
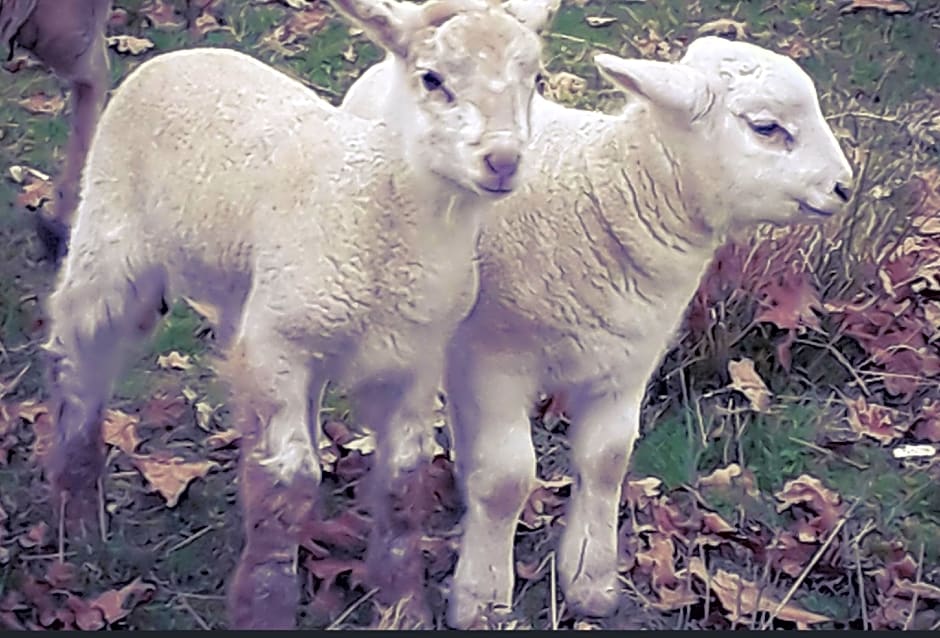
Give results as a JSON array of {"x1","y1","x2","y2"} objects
[
  {"x1": 42, "y1": 0, "x2": 557, "y2": 627},
  {"x1": 342, "y1": 36, "x2": 854, "y2": 627},
  {"x1": 1, "y1": 0, "x2": 112, "y2": 260}
]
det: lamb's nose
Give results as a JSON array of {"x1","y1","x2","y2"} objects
[
  {"x1": 834, "y1": 182, "x2": 852, "y2": 203},
  {"x1": 484, "y1": 146, "x2": 520, "y2": 180}
]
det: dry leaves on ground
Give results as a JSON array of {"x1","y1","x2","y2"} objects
[
  {"x1": 686, "y1": 557, "x2": 830, "y2": 627},
  {"x1": 130, "y1": 453, "x2": 216, "y2": 507},
  {"x1": 728, "y1": 358, "x2": 772, "y2": 412}
]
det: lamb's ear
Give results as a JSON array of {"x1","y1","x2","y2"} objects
[
  {"x1": 594, "y1": 53, "x2": 714, "y2": 120},
  {"x1": 328, "y1": 0, "x2": 421, "y2": 57},
  {"x1": 503, "y1": 0, "x2": 561, "y2": 34}
]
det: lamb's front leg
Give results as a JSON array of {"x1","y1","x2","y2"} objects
[
  {"x1": 225, "y1": 338, "x2": 321, "y2": 630},
  {"x1": 445, "y1": 351, "x2": 537, "y2": 628},
  {"x1": 356, "y1": 369, "x2": 441, "y2": 620},
  {"x1": 558, "y1": 387, "x2": 643, "y2": 617}
]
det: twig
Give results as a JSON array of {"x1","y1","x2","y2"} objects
[
  {"x1": 549, "y1": 551, "x2": 558, "y2": 630},
  {"x1": 760, "y1": 500, "x2": 859, "y2": 629},
  {"x1": 0, "y1": 363, "x2": 30, "y2": 400},
  {"x1": 176, "y1": 595, "x2": 212, "y2": 630},
  {"x1": 327, "y1": 587, "x2": 378, "y2": 630},
  {"x1": 97, "y1": 476, "x2": 107, "y2": 543},
  {"x1": 699, "y1": 544, "x2": 710, "y2": 625},
  {"x1": 163, "y1": 524, "x2": 218, "y2": 557},
  {"x1": 854, "y1": 537, "x2": 868, "y2": 631},
  {"x1": 903, "y1": 543, "x2": 925, "y2": 631},
  {"x1": 58, "y1": 496, "x2": 66, "y2": 564},
  {"x1": 20, "y1": 551, "x2": 76, "y2": 561},
  {"x1": 787, "y1": 436, "x2": 870, "y2": 471}
]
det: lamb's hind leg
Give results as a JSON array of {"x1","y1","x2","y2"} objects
[
  {"x1": 446, "y1": 349, "x2": 536, "y2": 629},
  {"x1": 557, "y1": 387, "x2": 643, "y2": 617},
  {"x1": 225, "y1": 330, "x2": 321, "y2": 629},
  {"x1": 44, "y1": 261, "x2": 166, "y2": 533}
]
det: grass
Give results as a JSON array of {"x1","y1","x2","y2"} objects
[{"x1": 0, "y1": 0, "x2": 937, "y2": 631}]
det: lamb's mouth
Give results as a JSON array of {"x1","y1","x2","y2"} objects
[
  {"x1": 476, "y1": 181, "x2": 514, "y2": 195},
  {"x1": 798, "y1": 201, "x2": 835, "y2": 217}
]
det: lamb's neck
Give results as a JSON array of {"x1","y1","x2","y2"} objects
[{"x1": 585, "y1": 117, "x2": 727, "y2": 297}]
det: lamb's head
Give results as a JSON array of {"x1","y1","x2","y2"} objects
[
  {"x1": 329, "y1": 0, "x2": 559, "y2": 196},
  {"x1": 594, "y1": 36, "x2": 854, "y2": 228}
]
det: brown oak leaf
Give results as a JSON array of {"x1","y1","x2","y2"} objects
[
  {"x1": 728, "y1": 358, "x2": 772, "y2": 412},
  {"x1": 131, "y1": 453, "x2": 216, "y2": 507}
]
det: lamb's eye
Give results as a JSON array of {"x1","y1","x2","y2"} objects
[
  {"x1": 421, "y1": 70, "x2": 454, "y2": 103},
  {"x1": 422, "y1": 71, "x2": 443, "y2": 91},
  {"x1": 750, "y1": 121, "x2": 782, "y2": 136}
]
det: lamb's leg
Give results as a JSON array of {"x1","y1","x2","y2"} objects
[
  {"x1": 446, "y1": 351, "x2": 536, "y2": 629},
  {"x1": 225, "y1": 335, "x2": 321, "y2": 630},
  {"x1": 557, "y1": 388, "x2": 642, "y2": 617},
  {"x1": 356, "y1": 370, "x2": 440, "y2": 621},
  {"x1": 48, "y1": 66, "x2": 108, "y2": 257},
  {"x1": 21, "y1": 0, "x2": 111, "y2": 261},
  {"x1": 44, "y1": 260, "x2": 166, "y2": 534}
]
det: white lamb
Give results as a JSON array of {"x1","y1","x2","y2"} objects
[
  {"x1": 42, "y1": 0, "x2": 557, "y2": 627},
  {"x1": 343, "y1": 36, "x2": 854, "y2": 626}
]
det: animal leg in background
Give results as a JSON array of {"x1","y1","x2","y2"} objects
[
  {"x1": 445, "y1": 348, "x2": 537, "y2": 628},
  {"x1": 6, "y1": 0, "x2": 112, "y2": 260}
]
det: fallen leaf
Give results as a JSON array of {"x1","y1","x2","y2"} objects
[
  {"x1": 342, "y1": 431, "x2": 376, "y2": 455},
  {"x1": 697, "y1": 463, "x2": 743, "y2": 489},
  {"x1": 697, "y1": 18, "x2": 748, "y2": 40},
  {"x1": 840, "y1": 0, "x2": 911, "y2": 15},
  {"x1": 131, "y1": 453, "x2": 216, "y2": 507},
  {"x1": 156, "y1": 351, "x2": 192, "y2": 371},
  {"x1": 195, "y1": 401, "x2": 216, "y2": 430},
  {"x1": 775, "y1": 475, "x2": 843, "y2": 541},
  {"x1": 102, "y1": 409, "x2": 142, "y2": 455},
  {"x1": 87, "y1": 577, "x2": 155, "y2": 625},
  {"x1": 17, "y1": 93, "x2": 65, "y2": 115},
  {"x1": 754, "y1": 267, "x2": 822, "y2": 331},
  {"x1": 285, "y1": 5, "x2": 329, "y2": 37},
  {"x1": 192, "y1": 11, "x2": 230, "y2": 38},
  {"x1": 728, "y1": 358, "x2": 772, "y2": 412},
  {"x1": 622, "y1": 476, "x2": 662, "y2": 509},
  {"x1": 8, "y1": 165, "x2": 50, "y2": 184},
  {"x1": 182, "y1": 297, "x2": 220, "y2": 324},
  {"x1": 16, "y1": 179, "x2": 53, "y2": 210},
  {"x1": 17, "y1": 522, "x2": 49, "y2": 549},
  {"x1": 844, "y1": 396, "x2": 907, "y2": 444},
  {"x1": 541, "y1": 71, "x2": 587, "y2": 103},
  {"x1": 139, "y1": 0, "x2": 185, "y2": 29},
  {"x1": 686, "y1": 557, "x2": 831, "y2": 627},
  {"x1": 204, "y1": 428, "x2": 242, "y2": 449},
  {"x1": 107, "y1": 35, "x2": 155, "y2": 55}
]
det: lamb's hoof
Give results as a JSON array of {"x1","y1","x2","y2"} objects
[
  {"x1": 447, "y1": 595, "x2": 513, "y2": 630},
  {"x1": 366, "y1": 533, "x2": 430, "y2": 621},
  {"x1": 228, "y1": 558, "x2": 298, "y2": 629},
  {"x1": 33, "y1": 213, "x2": 70, "y2": 264},
  {"x1": 563, "y1": 579, "x2": 620, "y2": 618},
  {"x1": 44, "y1": 433, "x2": 105, "y2": 498}
]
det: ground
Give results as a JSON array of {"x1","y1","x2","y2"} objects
[{"x1": 0, "y1": 0, "x2": 938, "y2": 630}]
